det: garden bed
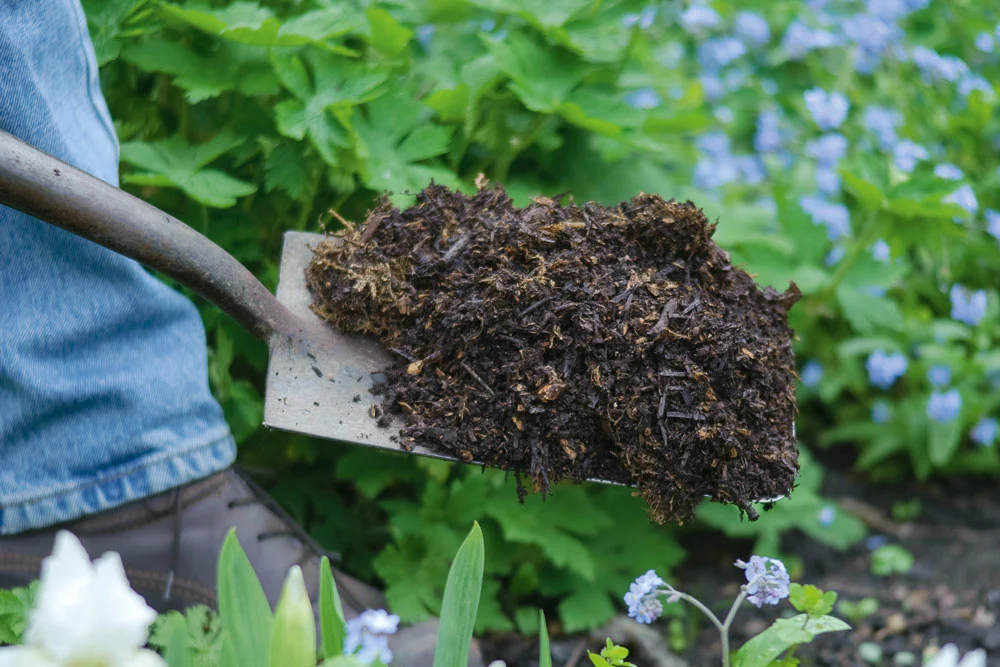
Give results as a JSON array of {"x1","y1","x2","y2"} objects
[{"x1": 306, "y1": 184, "x2": 801, "y2": 524}]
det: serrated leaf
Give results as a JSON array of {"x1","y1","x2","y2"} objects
[
  {"x1": 82, "y1": 0, "x2": 143, "y2": 65},
  {"x1": 557, "y1": 586, "x2": 616, "y2": 633},
  {"x1": 467, "y1": 0, "x2": 591, "y2": 29},
  {"x1": 488, "y1": 500, "x2": 596, "y2": 580},
  {"x1": 488, "y1": 32, "x2": 587, "y2": 112},
  {"x1": 366, "y1": 8, "x2": 413, "y2": 56},
  {"x1": 835, "y1": 285, "x2": 903, "y2": 334},
  {"x1": 264, "y1": 142, "x2": 311, "y2": 200}
]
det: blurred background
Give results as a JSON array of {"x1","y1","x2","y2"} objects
[{"x1": 82, "y1": 0, "x2": 999, "y2": 651}]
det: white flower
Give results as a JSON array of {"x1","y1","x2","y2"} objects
[
  {"x1": 0, "y1": 531, "x2": 164, "y2": 667},
  {"x1": 924, "y1": 644, "x2": 986, "y2": 667},
  {"x1": 344, "y1": 609, "x2": 400, "y2": 664}
]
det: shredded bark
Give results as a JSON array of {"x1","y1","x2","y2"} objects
[{"x1": 306, "y1": 183, "x2": 800, "y2": 523}]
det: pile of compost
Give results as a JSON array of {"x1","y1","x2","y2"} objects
[{"x1": 306, "y1": 183, "x2": 800, "y2": 523}]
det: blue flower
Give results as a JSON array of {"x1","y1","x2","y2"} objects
[
  {"x1": 927, "y1": 365, "x2": 951, "y2": 387},
  {"x1": 843, "y1": 13, "x2": 901, "y2": 72},
  {"x1": 892, "y1": 140, "x2": 928, "y2": 173},
  {"x1": 714, "y1": 106, "x2": 735, "y2": 124},
  {"x1": 625, "y1": 88, "x2": 662, "y2": 109},
  {"x1": 680, "y1": 5, "x2": 721, "y2": 35},
  {"x1": 934, "y1": 163, "x2": 964, "y2": 180},
  {"x1": 699, "y1": 75, "x2": 725, "y2": 101},
  {"x1": 866, "y1": 350, "x2": 908, "y2": 389},
  {"x1": 986, "y1": 209, "x2": 1000, "y2": 242},
  {"x1": 781, "y1": 21, "x2": 839, "y2": 59},
  {"x1": 805, "y1": 133, "x2": 848, "y2": 166},
  {"x1": 736, "y1": 556, "x2": 790, "y2": 608},
  {"x1": 801, "y1": 360, "x2": 824, "y2": 387},
  {"x1": 958, "y1": 75, "x2": 993, "y2": 98},
  {"x1": 975, "y1": 31, "x2": 995, "y2": 53},
  {"x1": 698, "y1": 37, "x2": 747, "y2": 72},
  {"x1": 867, "y1": 0, "x2": 908, "y2": 20},
  {"x1": 415, "y1": 25, "x2": 435, "y2": 50},
  {"x1": 697, "y1": 131, "x2": 730, "y2": 158},
  {"x1": 863, "y1": 106, "x2": 901, "y2": 149},
  {"x1": 950, "y1": 285, "x2": 987, "y2": 326},
  {"x1": 871, "y1": 239, "x2": 891, "y2": 262},
  {"x1": 911, "y1": 46, "x2": 969, "y2": 83},
  {"x1": 622, "y1": 5, "x2": 656, "y2": 30},
  {"x1": 826, "y1": 245, "x2": 846, "y2": 266},
  {"x1": 624, "y1": 570, "x2": 666, "y2": 624},
  {"x1": 344, "y1": 609, "x2": 400, "y2": 665},
  {"x1": 866, "y1": 534, "x2": 888, "y2": 551},
  {"x1": 818, "y1": 505, "x2": 836, "y2": 526},
  {"x1": 800, "y1": 195, "x2": 851, "y2": 240},
  {"x1": 945, "y1": 184, "x2": 978, "y2": 216},
  {"x1": 735, "y1": 12, "x2": 771, "y2": 47},
  {"x1": 872, "y1": 400, "x2": 892, "y2": 424},
  {"x1": 971, "y1": 417, "x2": 998, "y2": 447},
  {"x1": 816, "y1": 167, "x2": 840, "y2": 195},
  {"x1": 804, "y1": 88, "x2": 850, "y2": 130},
  {"x1": 927, "y1": 389, "x2": 962, "y2": 423},
  {"x1": 754, "y1": 110, "x2": 785, "y2": 154}
]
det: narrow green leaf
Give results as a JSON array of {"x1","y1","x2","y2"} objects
[
  {"x1": 840, "y1": 170, "x2": 885, "y2": 212},
  {"x1": 217, "y1": 528, "x2": 273, "y2": 667},
  {"x1": 164, "y1": 614, "x2": 194, "y2": 667},
  {"x1": 320, "y1": 556, "x2": 348, "y2": 659},
  {"x1": 432, "y1": 522, "x2": 485, "y2": 667},
  {"x1": 928, "y1": 418, "x2": 962, "y2": 465},
  {"x1": 539, "y1": 610, "x2": 552, "y2": 667},
  {"x1": 219, "y1": 633, "x2": 239, "y2": 667}
]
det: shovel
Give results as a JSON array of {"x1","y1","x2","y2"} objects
[{"x1": 0, "y1": 130, "x2": 787, "y2": 500}]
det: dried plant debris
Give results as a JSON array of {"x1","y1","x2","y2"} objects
[{"x1": 306, "y1": 183, "x2": 800, "y2": 524}]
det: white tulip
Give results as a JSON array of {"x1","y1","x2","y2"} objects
[
  {"x1": 0, "y1": 531, "x2": 165, "y2": 667},
  {"x1": 924, "y1": 644, "x2": 987, "y2": 667}
]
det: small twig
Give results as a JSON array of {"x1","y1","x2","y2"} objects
[
  {"x1": 564, "y1": 638, "x2": 589, "y2": 667},
  {"x1": 460, "y1": 361, "x2": 496, "y2": 396},
  {"x1": 647, "y1": 298, "x2": 677, "y2": 336},
  {"x1": 664, "y1": 411, "x2": 705, "y2": 421},
  {"x1": 520, "y1": 296, "x2": 554, "y2": 318},
  {"x1": 359, "y1": 215, "x2": 382, "y2": 244}
]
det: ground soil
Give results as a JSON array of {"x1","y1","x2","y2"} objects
[
  {"x1": 479, "y1": 463, "x2": 1000, "y2": 666},
  {"x1": 306, "y1": 184, "x2": 800, "y2": 524}
]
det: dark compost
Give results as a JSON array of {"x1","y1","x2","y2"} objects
[{"x1": 306, "y1": 184, "x2": 801, "y2": 523}]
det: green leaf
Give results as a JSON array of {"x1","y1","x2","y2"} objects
[
  {"x1": 887, "y1": 198, "x2": 967, "y2": 220},
  {"x1": 120, "y1": 134, "x2": 256, "y2": 208},
  {"x1": 366, "y1": 8, "x2": 413, "y2": 56},
  {"x1": 467, "y1": 0, "x2": 591, "y2": 29},
  {"x1": 0, "y1": 583, "x2": 36, "y2": 646},
  {"x1": 433, "y1": 522, "x2": 486, "y2": 667},
  {"x1": 735, "y1": 615, "x2": 849, "y2": 667},
  {"x1": 840, "y1": 171, "x2": 885, "y2": 212},
  {"x1": 270, "y1": 567, "x2": 316, "y2": 667},
  {"x1": 589, "y1": 654, "x2": 613, "y2": 667},
  {"x1": 488, "y1": 32, "x2": 588, "y2": 112},
  {"x1": 788, "y1": 584, "x2": 837, "y2": 618},
  {"x1": 319, "y1": 557, "x2": 347, "y2": 659},
  {"x1": 164, "y1": 614, "x2": 195, "y2": 667},
  {"x1": 835, "y1": 285, "x2": 903, "y2": 334},
  {"x1": 539, "y1": 610, "x2": 552, "y2": 667},
  {"x1": 148, "y1": 606, "x2": 223, "y2": 667},
  {"x1": 871, "y1": 545, "x2": 914, "y2": 576},
  {"x1": 557, "y1": 586, "x2": 616, "y2": 633},
  {"x1": 928, "y1": 417, "x2": 963, "y2": 465},
  {"x1": 217, "y1": 529, "x2": 273, "y2": 667},
  {"x1": 219, "y1": 634, "x2": 239, "y2": 667},
  {"x1": 82, "y1": 0, "x2": 143, "y2": 65}
]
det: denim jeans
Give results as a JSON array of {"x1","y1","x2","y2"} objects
[{"x1": 0, "y1": 0, "x2": 235, "y2": 534}]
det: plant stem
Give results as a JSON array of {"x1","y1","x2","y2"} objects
[{"x1": 663, "y1": 574, "x2": 760, "y2": 667}]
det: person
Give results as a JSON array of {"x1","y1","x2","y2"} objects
[{"x1": 0, "y1": 3, "x2": 476, "y2": 664}]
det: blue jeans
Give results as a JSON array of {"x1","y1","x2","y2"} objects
[{"x1": 0, "y1": 0, "x2": 235, "y2": 534}]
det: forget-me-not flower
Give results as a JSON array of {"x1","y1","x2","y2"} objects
[
  {"x1": 800, "y1": 195, "x2": 851, "y2": 239},
  {"x1": 805, "y1": 133, "x2": 848, "y2": 166},
  {"x1": 912, "y1": 46, "x2": 970, "y2": 83},
  {"x1": 843, "y1": 13, "x2": 901, "y2": 73},
  {"x1": 625, "y1": 88, "x2": 662, "y2": 109},
  {"x1": 872, "y1": 400, "x2": 892, "y2": 424},
  {"x1": 971, "y1": 417, "x2": 998, "y2": 447},
  {"x1": 624, "y1": 569, "x2": 666, "y2": 623},
  {"x1": 927, "y1": 389, "x2": 962, "y2": 423},
  {"x1": 680, "y1": 5, "x2": 721, "y2": 35},
  {"x1": 622, "y1": 5, "x2": 656, "y2": 30},
  {"x1": 975, "y1": 32, "x2": 995, "y2": 53},
  {"x1": 986, "y1": 209, "x2": 1000, "y2": 242},
  {"x1": 781, "y1": 21, "x2": 839, "y2": 59},
  {"x1": 804, "y1": 88, "x2": 850, "y2": 130},
  {"x1": 698, "y1": 37, "x2": 747, "y2": 71},
  {"x1": 863, "y1": 106, "x2": 901, "y2": 149},
  {"x1": 736, "y1": 556, "x2": 790, "y2": 608},
  {"x1": 345, "y1": 609, "x2": 400, "y2": 665},
  {"x1": 934, "y1": 163, "x2": 964, "y2": 180},
  {"x1": 754, "y1": 110, "x2": 785, "y2": 154},
  {"x1": 871, "y1": 239, "x2": 891, "y2": 262},
  {"x1": 816, "y1": 167, "x2": 840, "y2": 195},
  {"x1": 735, "y1": 12, "x2": 771, "y2": 47},
  {"x1": 818, "y1": 505, "x2": 836, "y2": 526},
  {"x1": 867, "y1": 350, "x2": 908, "y2": 389},
  {"x1": 950, "y1": 285, "x2": 987, "y2": 326},
  {"x1": 945, "y1": 184, "x2": 978, "y2": 215},
  {"x1": 801, "y1": 360, "x2": 824, "y2": 387},
  {"x1": 958, "y1": 75, "x2": 993, "y2": 98},
  {"x1": 927, "y1": 364, "x2": 951, "y2": 387},
  {"x1": 893, "y1": 139, "x2": 928, "y2": 172}
]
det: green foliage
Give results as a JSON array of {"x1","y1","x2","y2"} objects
[
  {"x1": 734, "y1": 614, "x2": 851, "y2": 667},
  {"x1": 539, "y1": 610, "x2": 552, "y2": 667},
  {"x1": 836, "y1": 597, "x2": 879, "y2": 625},
  {"x1": 433, "y1": 522, "x2": 485, "y2": 667},
  {"x1": 149, "y1": 606, "x2": 223, "y2": 667},
  {"x1": 0, "y1": 583, "x2": 35, "y2": 646},
  {"x1": 788, "y1": 584, "x2": 837, "y2": 618},
  {"x1": 870, "y1": 545, "x2": 915, "y2": 576},
  {"x1": 589, "y1": 638, "x2": 637, "y2": 667},
  {"x1": 217, "y1": 528, "x2": 273, "y2": 667},
  {"x1": 319, "y1": 556, "x2": 348, "y2": 660}
]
